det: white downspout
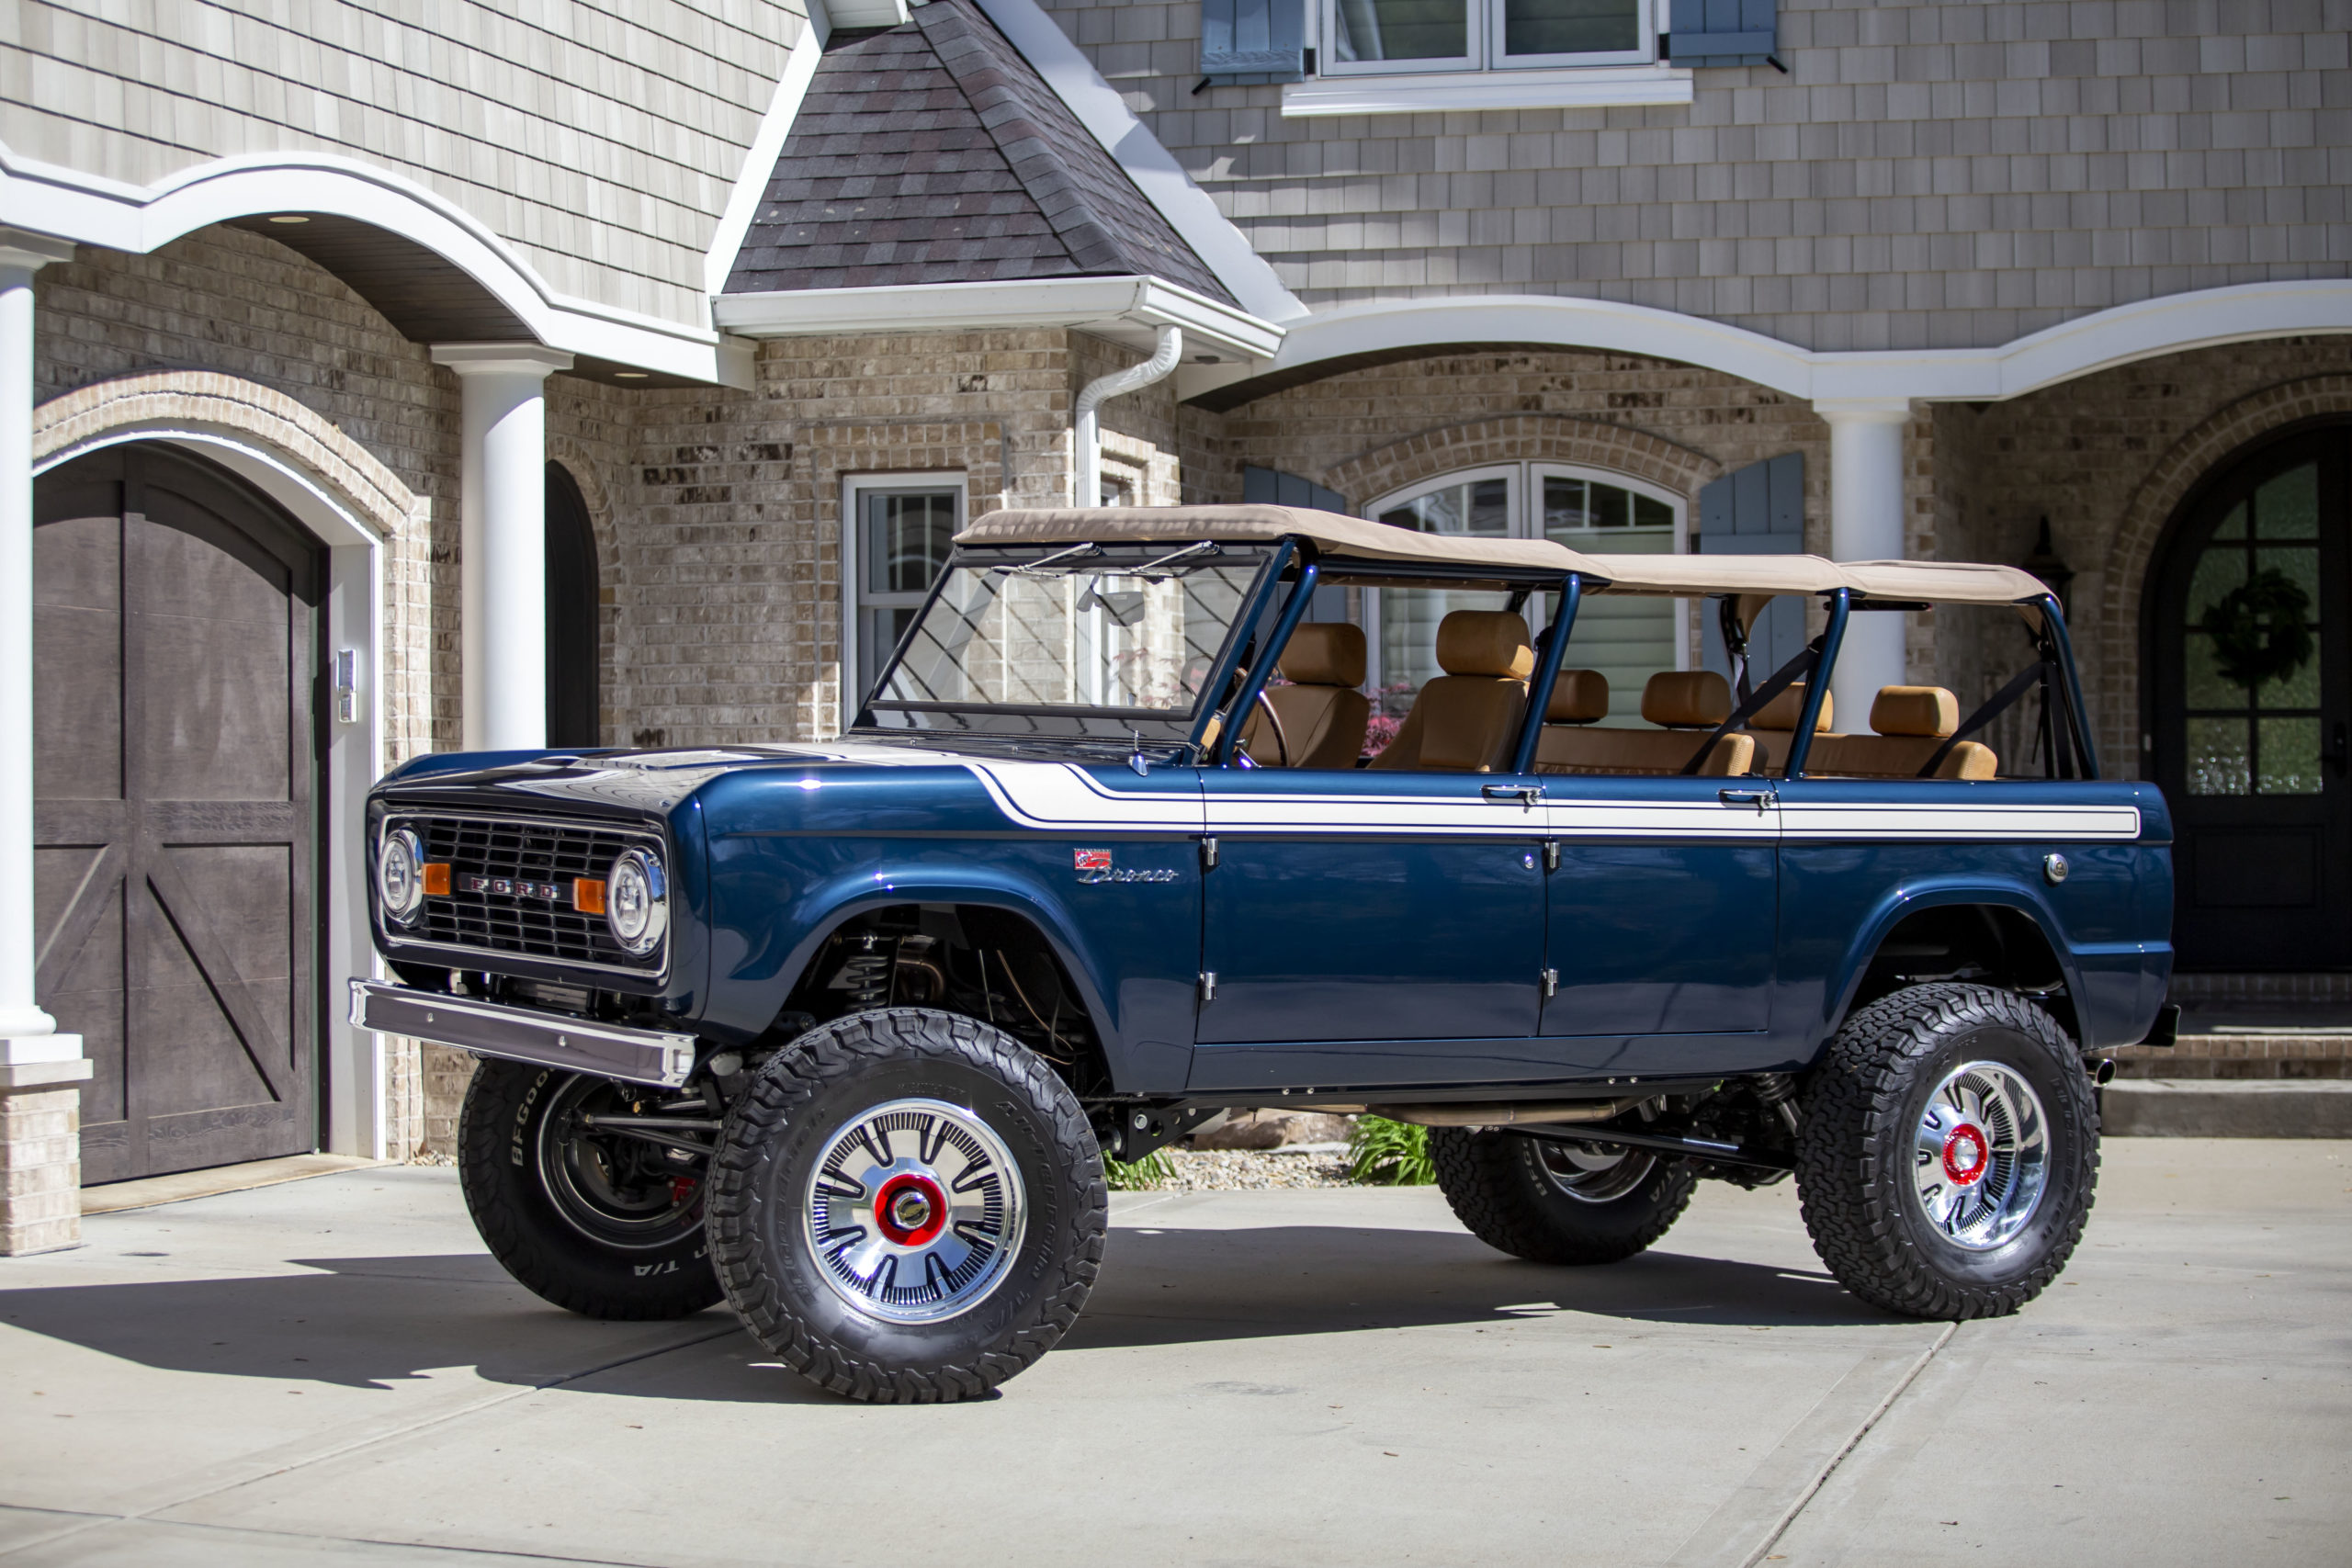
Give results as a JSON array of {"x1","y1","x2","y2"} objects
[{"x1": 1072, "y1": 325, "x2": 1182, "y2": 505}]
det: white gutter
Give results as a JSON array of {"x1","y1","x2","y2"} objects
[
  {"x1": 713, "y1": 275, "x2": 1282, "y2": 362},
  {"x1": 1073, "y1": 325, "x2": 1181, "y2": 505}
]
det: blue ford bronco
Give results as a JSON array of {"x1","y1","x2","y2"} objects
[{"x1": 354, "y1": 505, "x2": 2175, "y2": 1403}]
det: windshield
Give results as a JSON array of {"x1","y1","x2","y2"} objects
[{"x1": 861, "y1": 544, "x2": 1274, "y2": 736}]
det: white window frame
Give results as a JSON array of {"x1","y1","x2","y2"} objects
[
  {"x1": 1360, "y1": 461, "x2": 1690, "y2": 696},
  {"x1": 841, "y1": 472, "x2": 967, "y2": 734},
  {"x1": 1319, "y1": 0, "x2": 1657, "y2": 76}
]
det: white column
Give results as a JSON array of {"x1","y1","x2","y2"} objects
[
  {"x1": 1820, "y1": 399, "x2": 1913, "y2": 729},
  {"x1": 0, "y1": 230, "x2": 81, "y2": 1064},
  {"x1": 433, "y1": 344, "x2": 572, "y2": 751}
]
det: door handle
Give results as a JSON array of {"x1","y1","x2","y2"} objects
[
  {"x1": 2326, "y1": 722, "x2": 2348, "y2": 775},
  {"x1": 1482, "y1": 784, "x2": 1543, "y2": 808},
  {"x1": 1718, "y1": 788, "x2": 1774, "y2": 813}
]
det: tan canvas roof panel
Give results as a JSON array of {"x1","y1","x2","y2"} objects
[
  {"x1": 1578, "y1": 553, "x2": 1853, "y2": 598},
  {"x1": 959, "y1": 509, "x2": 2058, "y2": 607},
  {"x1": 1838, "y1": 559, "x2": 2052, "y2": 604},
  {"x1": 957, "y1": 505, "x2": 1599, "y2": 573}
]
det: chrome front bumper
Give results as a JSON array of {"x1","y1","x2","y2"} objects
[{"x1": 347, "y1": 979, "x2": 697, "y2": 1089}]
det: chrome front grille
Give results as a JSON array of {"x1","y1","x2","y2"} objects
[{"x1": 391, "y1": 813, "x2": 664, "y2": 973}]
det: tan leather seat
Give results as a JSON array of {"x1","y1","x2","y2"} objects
[
  {"x1": 1238, "y1": 623, "x2": 1372, "y2": 769},
  {"x1": 1805, "y1": 685, "x2": 1997, "y2": 780},
  {"x1": 1533, "y1": 669, "x2": 1757, "y2": 776},
  {"x1": 1742, "y1": 682, "x2": 1835, "y2": 773},
  {"x1": 1370, "y1": 610, "x2": 1533, "y2": 772}
]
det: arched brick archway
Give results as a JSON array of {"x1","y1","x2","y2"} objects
[
  {"x1": 1323, "y1": 413, "x2": 1725, "y2": 511},
  {"x1": 2097, "y1": 375, "x2": 2352, "y2": 766}
]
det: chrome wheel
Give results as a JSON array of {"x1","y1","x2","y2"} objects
[
  {"x1": 1533, "y1": 1140, "x2": 1657, "y2": 1203},
  {"x1": 538, "y1": 1077, "x2": 704, "y2": 1253},
  {"x1": 802, "y1": 1098, "x2": 1026, "y2": 1325},
  {"x1": 1911, "y1": 1060, "x2": 2050, "y2": 1251}
]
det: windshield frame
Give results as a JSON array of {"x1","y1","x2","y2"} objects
[{"x1": 848, "y1": 539, "x2": 1290, "y2": 744}]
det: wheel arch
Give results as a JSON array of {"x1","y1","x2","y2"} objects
[
  {"x1": 763, "y1": 874, "x2": 1126, "y2": 1090},
  {"x1": 1825, "y1": 881, "x2": 2085, "y2": 1045}
]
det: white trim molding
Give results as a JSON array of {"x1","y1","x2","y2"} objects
[
  {"x1": 970, "y1": 0, "x2": 1307, "y2": 326},
  {"x1": 705, "y1": 5, "x2": 832, "y2": 300},
  {"x1": 716, "y1": 274, "x2": 1287, "y2": 362},
  {"x1": 0, "y1": 142, "x2": 752, "y2": 389},
  {"x1": 1282, "y1": 63, "x2": 1692, "y2": 117},
  {"x1": 1250, "y1": 281, "x2": 2352, "y2": 406}
]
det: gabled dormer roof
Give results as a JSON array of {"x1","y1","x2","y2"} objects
[{"x1": 724, "y1": 0, "x2": 1238, "y2": 307}]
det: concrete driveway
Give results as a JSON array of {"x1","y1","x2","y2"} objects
[{"x1": 0, "y1": 1141, "x2": 2344, "y2": 1568}]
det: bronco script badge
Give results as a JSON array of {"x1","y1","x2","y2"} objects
[{"x1": 1073, "y1": 849, "x2": 1178, "y2": 885}]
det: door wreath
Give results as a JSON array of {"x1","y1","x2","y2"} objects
[{"x1": 2200, "y1": 566, "x2": 2314, "y2": 689}]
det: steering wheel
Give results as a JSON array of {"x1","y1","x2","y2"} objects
[{"x1": 1250, "y1": 688, "x2": 1293, "y2": 768}]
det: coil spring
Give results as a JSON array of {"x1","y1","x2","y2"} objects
[
  {"x1": 1752, "y1": 1071, "x2": 1802, "y2": 1134},
  {"x1": 841, "y1": 936, "x2": 891, "y2": 1008}
]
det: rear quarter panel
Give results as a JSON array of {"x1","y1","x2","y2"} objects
[{"x1": 1777, "y1": 779, "x2": 2173, "y2": 1056}]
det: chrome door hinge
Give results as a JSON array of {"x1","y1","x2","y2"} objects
[
  {"x1": 1541, "y1": 966, "x2": 1558, "y2": 998},
  {"x1": 1200, "y1": 837, "x2": 1219, "y2": 870},
  {"x1": 1199, "y1": 971, "x2": 1217, "y2": 1002},
  {"x1": 1542, "y1": 840, "x2": 1559, "y2": 872}
]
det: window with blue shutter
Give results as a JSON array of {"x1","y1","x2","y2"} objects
[
  {"x1": 1699, "y1": 452, "x2": 1805, "y2": 684},
  {"x1": 1201, "y1": 0, "x2": 1308, "y2": 85},
  {"x1": 1667, "y1": 0, "x2": 1776, "y2": 67}
]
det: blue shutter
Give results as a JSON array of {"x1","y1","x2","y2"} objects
[
  {"x1": 1668, "y1": 0, "x2": 1776, "y2": 66},
  {"x1": 1700, "y1": 452, "x2": 1804, "y2": 682},
  {"x1": 1201, "y1": 0, "x2": 1306, "y2": 84},
  {"x1": 1243, "y1": 464, "x2": 1348, "y2": 513}
]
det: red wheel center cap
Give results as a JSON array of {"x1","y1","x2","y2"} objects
[
  {"x1": 1943, "y1": 1123, "x2": 1990, "y2": 1186},
  {"x1": 873, "y1": 1173, "x2": 947, "y2": 1247}
]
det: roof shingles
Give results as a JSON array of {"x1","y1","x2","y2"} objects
[{"x1": 723, "y1": 0, "x2": 1234, "y2": 305}]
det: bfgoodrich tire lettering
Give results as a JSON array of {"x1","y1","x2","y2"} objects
[
  {"x1": 457, "y1": 1060, "x2": 723, "y2": 1320},
  {"x1": 707, "y1": 1009, "x2": 1106, "y2": 1404},
  {"x1": 1430, "y1": 1125, "x2": 1697, "y2": 1265},
  {"x1": 1796, "y1": 982, "x2": 2099, "y2": 1320}
]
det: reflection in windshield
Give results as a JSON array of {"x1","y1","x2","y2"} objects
[{"x1": 875, "y1": 560, "x2": 1262, "y2": 714}]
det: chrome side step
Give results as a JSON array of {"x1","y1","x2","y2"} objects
[{"x1": 347, "y1": 979, "x2": 696, "y2": 1089}]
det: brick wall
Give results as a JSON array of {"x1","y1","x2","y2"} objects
[
  {"x1": 1043, "y1": 0, "x2": 2352, "y2": 350},
  {"x1": 4, "y1": 0, "x2": 804, "y2": 325}
]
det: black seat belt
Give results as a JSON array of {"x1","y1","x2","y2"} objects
[
  {"x1": 1918, "y1": 661, "x2": 2051, "y2": 778},
  {"x1": 1680, "y1": 637, "x2": 1824, "y2": 776}
]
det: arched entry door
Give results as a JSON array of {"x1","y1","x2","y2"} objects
[
  {"x1": 32, "y1": 446, "x2": 324, "y2": 1182},
  {"x1": 2149, "y1": 423, "x2": 2351, "y2": 971}
]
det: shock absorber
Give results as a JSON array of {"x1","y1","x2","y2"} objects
[
  {"x1": 839, "y1": 933, "x2": 892, "y2": 1009},
  {"x1": 1752, "y1": 1072, "x2": 1802, "y2": 1136}
]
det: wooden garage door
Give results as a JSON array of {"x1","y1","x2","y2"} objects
[{"x1": 33, "y1": 446, "x2": 323, "y2": 1183}]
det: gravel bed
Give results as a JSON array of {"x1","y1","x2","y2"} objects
[{"x1": 1119, "y1": 1143, "x2": 1360, "y2": 1191}]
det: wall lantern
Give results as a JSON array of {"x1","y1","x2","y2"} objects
[{"x1": 2021, "y1": 515, "x2": 2075, "y2": 616}]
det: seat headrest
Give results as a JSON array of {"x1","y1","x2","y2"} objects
[
  {"x1": 1642, "y1": 670, "x2": 1733, "y2": 729},
  {"x1": 1750, "y1": 682, "x2": 1833, "y2": 731},
  {"x1": 1278, "y1": 622, "x2": 1367, "y2": 687},
  {"x1": 1547, "y1": 669, "x2": 1610, "y2": 724},
  {"x1": 1436, "y1": 611, "x2": 1534, "y2": 680},
  {"x1": 1871, "y1": 684, "x2": 1960, "y2": 738}
]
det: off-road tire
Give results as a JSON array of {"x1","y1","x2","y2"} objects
[
  {"x1": 707, "y1": 1009, "x2": 1106, "y2": 1404},
  {"x1": 1430, "y1": 1126, "x2": 1698, "y2": 1265},
  {"x1": 458, "y1": 1060, "x2": 723, "y2": 1320},
  {"x1": 1796, "y1": 982, "x2": 2099, "y2": 1320}
]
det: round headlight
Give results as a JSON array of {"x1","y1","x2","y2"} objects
[
  {"x1": 379, "y1": 828, "x2": 425, "y2": 926},
  {"x1": 606, "y1": 848, "x2": 668, "y2": 956}
]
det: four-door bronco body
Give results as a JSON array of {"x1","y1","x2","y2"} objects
[{"x1": 356, "y1": 504, "x2": 2176, "y2": 1403}]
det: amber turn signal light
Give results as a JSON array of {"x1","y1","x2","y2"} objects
[
  {"x1": 572, "y1": 878, "x2": 607, "y2": 915},
  {"x1": 421, "y1": 863, "x2": 451, "y2": 897}
]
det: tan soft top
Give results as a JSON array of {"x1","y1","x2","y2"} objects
[
  {"x1": 957, "y1": 505, "x2": 1599, "y2": 573},
  {"x1": 957, "y1": 508, "x2": 2057, "y2": 607}
]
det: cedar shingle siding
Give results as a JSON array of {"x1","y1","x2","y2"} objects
[{"x1": 726, "y1": 0, "x2": 1237, "y2": 303}]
